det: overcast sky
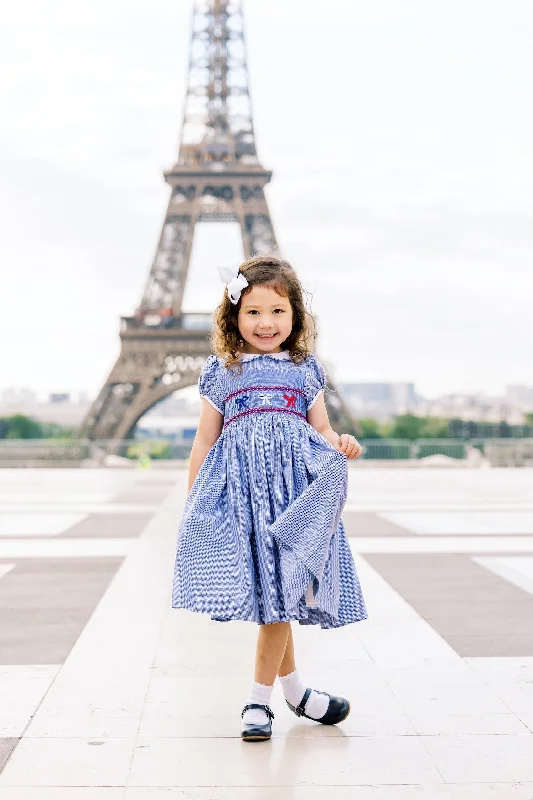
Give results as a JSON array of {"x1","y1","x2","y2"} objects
[{"x1": 1, "y1": 0, "x2": 532, "y2": 401}]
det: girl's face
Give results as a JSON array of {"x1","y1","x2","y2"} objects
[{"x1": 237, "y1": 284, "x2": 293, "y2": 354}]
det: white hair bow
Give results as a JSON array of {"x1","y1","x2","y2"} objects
[{"x1": 218, "y1": 265, "x2": 249, "y2": 305}]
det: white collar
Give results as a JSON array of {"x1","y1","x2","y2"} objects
[{"x1": 241, "y1": 350, "x2": 290, "y2": 361}]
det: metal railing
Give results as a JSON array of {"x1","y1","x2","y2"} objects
[
  {"x1": 472, "y1": 438, "x2": 533, "y2": 467},
  {"x1": 361, "y1": 439, "x2": 469, "y2": 460},
  {"x1": 1, "y1": 438, "x2": 533, "y2": 467},
  {"x1": 0, "y1": 439, "x2": 190, "y2": 467},
  {"x1": 359, "y1": 438, "x2": 533, "y2": 466},
  {"x1": 0, "y1": 440, "x2": 92, "y2": 466}
]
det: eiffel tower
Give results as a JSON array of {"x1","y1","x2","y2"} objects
[{"x1": 80, "y1": 0, "x2": 359, "y2": 441}]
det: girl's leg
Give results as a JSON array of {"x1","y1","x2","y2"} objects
[
  {"x1": 277, "y1": 624, "x2": 330, "y2": 720},
  {"x1": 242, "y1": 622, "x2": 290, "y2": 729},
  {"x1": 278, "y1": 624, "x2": 296, "y2": 678},
  {"x1": 254, "y1": 621, "x2": 291, "y2": 685}
]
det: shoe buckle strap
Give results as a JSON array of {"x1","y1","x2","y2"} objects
[
  {"x1": 241, "y1": 703, "x2": 275, "y2": 720},
  {"x1": 294, "y1": 687, "x2": 312, "y2": 717}
]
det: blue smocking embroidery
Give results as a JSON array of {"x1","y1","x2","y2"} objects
[{"x1": 234, "y1": 394, "x2": 250, "y2": 411}]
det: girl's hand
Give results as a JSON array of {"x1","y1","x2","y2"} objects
[
  {"x1": 307, "y1": 394, "x2": 363, "y2": 459},
  {"x1": 338, "y1": 434, "x2": 363, "y2": 459}
]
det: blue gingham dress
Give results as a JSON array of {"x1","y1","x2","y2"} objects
[{"x1": 171, "y1": 351, "x2": 368, "y2": 629}]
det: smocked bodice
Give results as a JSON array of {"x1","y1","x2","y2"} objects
[{"x1": 198, "y1": 351, "x2": 326, "y2": 429}]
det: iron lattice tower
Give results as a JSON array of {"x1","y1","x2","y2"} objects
[{"x1": 80, "y1": 0, "x2": 358, "y2": 441}]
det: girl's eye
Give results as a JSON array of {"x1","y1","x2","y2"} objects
[{"x1": 246, "y1": 309, "x2": 285, "y2": 314}]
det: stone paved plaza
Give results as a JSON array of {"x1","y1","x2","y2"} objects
[{"x1": 0, "y1": 466, "x2": 533, "y2": 798}]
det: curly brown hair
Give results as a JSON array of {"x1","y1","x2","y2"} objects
[{"x1": 211, "y1": 254, "x2": 316, "y2": 372}]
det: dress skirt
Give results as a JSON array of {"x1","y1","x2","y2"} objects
[{"x1": 172, "y1": 411, "x2": 368, "y2": 629}]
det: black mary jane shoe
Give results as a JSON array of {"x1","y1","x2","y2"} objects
[
  {"x1": 286, "y1": 688, "x2": 350, "y2": 725},
  {"x1": 241, "y1": 703, "x2": 275, "y2": 742}
]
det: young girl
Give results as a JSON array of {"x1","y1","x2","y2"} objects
[{"x1": 172, "y1": 255, "x2": 368, "y2": 742}]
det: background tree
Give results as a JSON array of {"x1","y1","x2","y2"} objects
[
  {"x1": 40, "y1": 421, "x2": 75, "y2": 439},
  {"x1": 4, "y1": 415, "x2": 43, "y2": 439},
  {"x1": 421, "y1": 417, "x2": 449, "y2": 438},
  {"x1": 0, "y1": 415, "x2": 73, "y2": 440},
  {"x1": 388, "y1": 414, "x2": 426, "y2": 440},
  {"x1": 358, "y1": 418, "x2": 382, "y2": 438}
]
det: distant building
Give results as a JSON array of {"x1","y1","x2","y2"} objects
[
  {"x1": 143, "y1": 394, "x2": 201, "y2": 418},
  {"x1": 0, "y1": 385, "x2": 202, "y2": 431},
  {"x1": 416, "y1": 394, "x2": 525, "y2": 424},
  {"x1": 340, "y1": 383, "x2": 528, "y2": 424},
  {"x1": 1, "y1": 387, "x2": 37, "y2": 406},
  {"x1": 506, "y1": 385, "x2": 533, "y2": 410},
  {"x1": 31, "y1": 400, "x2": 91, "y2": 426},
  {"x1": 135, "y1": 415, "x2": 199, "y2": 443},
  {"x1": 341, "y1": 383, "x2": 419, "y2": 420},
  {"x1": 0, "y1": 388, "x2": 90, "y2": 426},
  {"x1": 49, "y1": 393, "x2": 70, "y2": 404}
]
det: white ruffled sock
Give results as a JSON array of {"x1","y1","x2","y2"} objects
[
  {"x1": 279, "y1": 669, "x2": 329, "y2": 720},
  {"x1": 242, "y1": 681, "x2": 274, "y2": 726}
]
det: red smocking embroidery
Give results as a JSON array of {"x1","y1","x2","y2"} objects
[
  {"x1": 282, "y1": 393, "x2": 297, "y2": 408},
  {"x1": 225, "y1": 385, "x2": 306, "y2": 402},
  {"x1": 223, "y1": 407, "x2": 307, "y2": 429}
]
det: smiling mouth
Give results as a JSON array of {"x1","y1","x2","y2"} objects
[{"x1": 256, "y1": 333, "x2": 277, "y2": 338}]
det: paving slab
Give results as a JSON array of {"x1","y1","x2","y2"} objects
[{"x1": 0, "y1": 467, "x2": 532, "y2": 795}]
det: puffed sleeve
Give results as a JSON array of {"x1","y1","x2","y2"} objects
[
  {"x1": 198, "y1": 355, "x2": 224, "y2": 414},
  {"x1": 304, "y1": 354, "x2": 327, "y2": 410}
]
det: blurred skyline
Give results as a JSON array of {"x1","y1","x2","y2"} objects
[{"x1": 1, "y1": 0, "x2": 532, "y2": 399}]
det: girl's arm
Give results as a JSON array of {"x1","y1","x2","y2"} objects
[
  {"x1": 307, "y1": 393, "x2": 362, "y2": 459},
  {"x1": 187, "y1": 398, "x2": 224, "y2": 491}
]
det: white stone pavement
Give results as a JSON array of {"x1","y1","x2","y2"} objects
[{"x1": 0, "y1": 467, "x2": 533, "y2": 798}]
